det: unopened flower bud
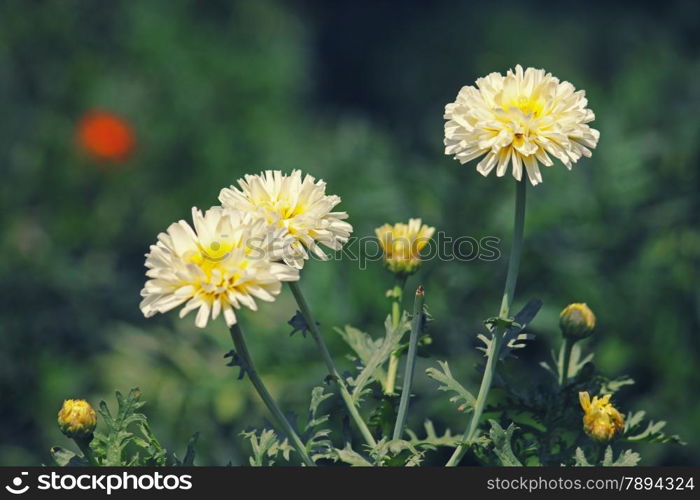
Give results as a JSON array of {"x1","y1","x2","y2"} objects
[
  {"x1": 57, "y1": 399, "x2": 97, "y2": 439},
  {"x1": 579, "y1": 392, "x2": 624, "y2": 442},
  {"x1": 560, "y1": 303, "x2": 596, "y2": 340},
  {"x1": 375, "y1": 219, "x2": 435, "y2": 276}
]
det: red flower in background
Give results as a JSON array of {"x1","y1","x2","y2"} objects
[{"x1": 77, "y1": 110, "x2": 135, "y2": 162}]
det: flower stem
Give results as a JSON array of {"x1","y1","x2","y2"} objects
[
  {"x1": 385, "y1": 275, "x2": 407, "y2": 395},
  {"x1": 74, "y1": 436, "x2": 98, "y2": 465},
  {"x1": 392, "y1": 286, "x2": 425, "y2": 441},
  {"x1": 560, "y1": 337, "x2": 574, "y2": 386},
  {"x1": 288, "y1": 281, "x2": 378, "y2": 448},
  {"x1": 229, "y1": 323, "x2": 316, "y2": 466},
  {"x1": 446, "y1": 179, "x2": 527, "y2": 467}
]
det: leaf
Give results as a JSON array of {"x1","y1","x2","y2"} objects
[
  {"x1": 426, "y1": 361, "x2": 476, "y2": 413},
  {"x1": 303, "y1": 386, "x2": 334, "y2": 460},
  {"x1": 346, "y1": 313, "x2": 410, "y2": 405},
  {"x1": 241, "y1": 429, "x2": 294, "y2": 466},
  {"x1": 50, "y1": 447, "x2": 88, "y2": 466},
  {"x1": 623, "y1": 411, "x2": 685, "y2": 444},
  {"x1": 327, "y1": 444, "x2": 373, "y2": 466},
  {"x1": 368, "y1": 438, "x2": 425, "y2": 467},
  {"x1": 405, "y1": 420, "x2": 460, "y2": 449},
  {"x1": 91, "y1": 388, "x2": 147, "y2": 466},
  {"x1": 598, "y1": 375, "x2": 635, "y2": 394},
  {"x1": 224, "y1": 349, "x2": 247, "y2": 380},
  {"x1": 85, "y1": 388, "x2": 197, "y2": 466},
  {"x1": 368, "y1": 394, "x2": 398, "y2": 437},
  {"x1": 602, "y1": 446, "x2": 641, "y2": 466},
  {"x1": 488, "y1": 420, "x2": 522, "y2": 466},
  {"x1": 573, "y1": 447, "x2": 592, "y2": 466},
  {"x1": 132, "y1": 421, "x2": 168, "y2": 465},
  {"x1": 178, "y1": 433, "x2": 199, "y2": 466},
  {"x1": 478, "y1": 299, "x2": 541, "y2": 361},
  {"x1": 288, "y1": 310, "x2": 318, "y2": 337},
  {"x1": 563, "y1": 343, "x2": 595, "y2": 380}
]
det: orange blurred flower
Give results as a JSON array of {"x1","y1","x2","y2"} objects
[{"x1": 77, "y1": 110, "x2": 135, "y2": 162}]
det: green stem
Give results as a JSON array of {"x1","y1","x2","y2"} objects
[
  {"x1": 392, "y1": 286, "x2": 425, "y2": 441},
  {"x1": 74, "y1": 436, "x2": 98, "y2": 465},
  {"x1": 560, "y1": 337, "x2": 574, "y2": 386},
  {"x1": 446, "y1": 179, "x2": 527, "y2": 467},
  {"x1": 288, "y1": 281, "x2": 378, "y2": 448},
  {"x1": 385, "y1": 275, "x2": 407, "y2": 395},
  {"x1": 229, "y1": 323, "x2": 316, "y2": 466}
]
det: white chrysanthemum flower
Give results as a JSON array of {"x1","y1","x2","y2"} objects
[
  {"x1": 219, "y1": 170, "x2": 353, "y2": 269},
  {"x1": 140, "y1": 207, "x2": 299, "y2": 328},
  {"x1": 444, "y1": 64, "x2": 599, "y2": 185}
]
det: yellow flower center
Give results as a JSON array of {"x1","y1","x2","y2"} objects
[{"x1": 508, "y1": 96, "x2": 544, "y2": 118}]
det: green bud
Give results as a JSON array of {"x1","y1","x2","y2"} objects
[{"x1": 560, "y1": 303, "x2": 596, "y2": 340}]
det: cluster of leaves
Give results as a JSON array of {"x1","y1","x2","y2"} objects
[
  {"x1": 428, "y1": 300, "x2": 684, "y2": 467},
  {"x1": 51, "y1": 389, "x2": 197, "y2": 467},
  {"x1": 241, "y1": 293, "x2": 683, "y2": 467}
]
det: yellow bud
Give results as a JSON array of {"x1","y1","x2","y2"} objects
[
  {"x1": 579, "y1": 391, "x2": 624, "y2": 442},
  {"x1": 375, "y1": 219, "x2": 435, "y2": 276},
  {"x1": 57, "y1": 399, "x2": 97, "y2": 439},
  {"x1": 560, "y1": 303, "x2": 596, "y2": 340}
]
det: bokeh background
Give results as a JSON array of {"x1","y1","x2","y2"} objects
[{"x1": 1, "y1": 0, "x2": 698, "y2": 466}]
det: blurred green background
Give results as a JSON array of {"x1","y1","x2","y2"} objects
[{"x1": 1, "y1": 0, "x2": 698, "y2": 466}]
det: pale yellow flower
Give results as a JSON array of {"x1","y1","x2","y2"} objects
[
  {"x1": 58, "y1": 399, "x2": 97, "y2": 439},
  {"x1": 219, "y1": 170, "x2": 352, "y2": 269},
  {"x1": 140, "y1": 207, "x2": 299, "y2": 328},
  {"x1": 375, "y1": 218, "x2": 435, "y2": 275},
  {"x1": 444, "y1": 65, "x2": 599, "y2": 185},
  {"x1": 579, "y1": 392, "x2": 625, "y2": 442}
]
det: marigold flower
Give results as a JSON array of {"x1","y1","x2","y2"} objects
[
  {"x1": 560, "y1": 303, "x2": 596, "y2": 340},
  {"x1": 375, "y1": 219, "x2": 435, "y2": 275},
  {"x1": 444, "y1": 65, "x2": 599, "y2": 185},
  {"x1": 140, "y1": 207, "x2": 299, "y2": 328},
  {"x1": 77, "y1": 110, "x2": 135, "y2": 162},
  {"x1": 579, "y1": 392, "x2": 624, "y2": 442},
  {"x1": 219, "y1": 170, "x2": 353, "y2": 269},
  {"x1": 58, "y1": 399, "x2": 97, "y2": 439}
]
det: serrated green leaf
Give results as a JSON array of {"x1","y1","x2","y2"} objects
[
  {"x1": 488, "y1": 420, "x2": 522, "y2": 466},
  {"x1": 347, "y1": 313, "x2": 410, "y2": 405},
  {"x1": 241, "y1": 429, "x2": 294, "y2": 466},
  {"x1": 328, "y1": 444, "x2": 373, "y2": 466},
  {"x1": 405, "y1": 420, "x2": 460, "y2": 449},
  {"x1": 426, "y1": 361, "x2": 476, "y2": 413},
  {"x1": 623, "y1": 411, "x2": 685, "y2": 444},
  {"x1": 602, "y1": 446, "x2": 641, "y2": 466},
  {"x1": 50, "y1": 446, "x2": 88, "y2": 466},
  {"x1": 573, "y1": 447, "x2": 592, "y2": 466},
  {"x1": 303, "y1": 386, "x2": 334, "y2": 459}
]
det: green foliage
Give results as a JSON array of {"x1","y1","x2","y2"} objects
[
  {"x1": 487, "y1": 421, "x2": 523, "y2": 466},
  {"x1": 624, "y1": 411, "x2": 685, "y2": 445},
  {"x1": 404, "y1": 420, "x2": 460, "y2": 450},
  {"x1": 2, "y1": 0, "x2": 698, "y2": 467},
  {"x1": 341, "y1": 313, "x2": 411, "y2": 405},
  {"x1": 602, "y1": 447, "x2": 641, "y2": 467},
  {"x1": 51, "y1": 389, "x2": 197, "y2": 467},
  {"x1": 303, "y1": 386, "x2": 334, "y2": 460},
  {"x1": 426, "y1": 361, "x2": 476, "y2": 413},
  {"x1": 240, "y1": 430, "x2": 293, "y2": 467}
]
